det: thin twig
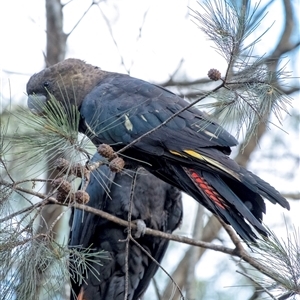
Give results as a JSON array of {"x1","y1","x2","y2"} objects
[
  {"x1": 95, "y1": 3, "x2": 130, "y2": 74},
  {"x1": 236, "y1": 270, "x2": 277, "y2": 300},
  {"x1": 123, "y1": 170, "x2": 138, "y2": 300},
  {"x1": 11, "y1": 178, "x2": 53, "y2": 185},
  {"x1": 152, "y1": 277, "x2": 162, "y2": 300},
  {"x1": 66, "y1": 2, "x2": 95, "y2": 37},
  {"x1": 0, "y1": 157, "x2": 15, "y2": 183},
  {"x1": 128, "y1": 8, "x2": 150, "y2": 71},
  {"x1": 218, "y1": 217, "x2": 244, "y2": 253},
  {"x1": 0, "y1": 198, "x2": 48, "y2": 223},
  {"x1": 46, "y1": 207, "x2": 70, "y2": 235},
  {"x1": 130, "y1": 236, "x2": 185, "y2": 300}
]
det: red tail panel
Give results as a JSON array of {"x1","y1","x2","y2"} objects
[
  {"x1": 185, "y1": 168, "x2": 227, "y2": 210},
  {"x1": 77, "y1": 288, "x2": 86, "y2": 300}
]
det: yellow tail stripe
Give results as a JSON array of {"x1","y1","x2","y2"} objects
[
  {"x1": 183, "y1": 149, "x2": 205, "y2": 160},
  {"x1": 183, "y1": 149, "x2": 240, "y2": 181},
  {"x1": 169, "y1": 150, "x2": 187, "y2": 157}
]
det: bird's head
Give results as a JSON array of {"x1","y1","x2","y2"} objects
[{"x1": 27, "y1": 58, "x2": 107, "y2": 115}]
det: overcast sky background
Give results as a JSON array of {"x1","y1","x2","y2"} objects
[{"x1": 1, "y1": 0, "x2": 299, "y2": 299}]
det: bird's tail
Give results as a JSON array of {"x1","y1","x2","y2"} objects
[{"x1": 168, "y1": 163, "x2": 289, "y2": 242}]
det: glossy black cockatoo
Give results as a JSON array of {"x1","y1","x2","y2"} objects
[
  {"x1": 69, "y1": 152, "x2": 182, "y2": 300},
  {"x1": 27, "y1": 58, "x2": 290, "y2": 242}
]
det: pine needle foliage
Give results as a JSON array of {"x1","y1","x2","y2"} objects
[
  {"x1": 0, "y1": 235, "x2": 108, "y2": 300},
  {"x1": 250, "y1": 227, "x2": 300, "y2": 299},
  {"x1": 0, "y1": 97, "x2": 102, "y2": 300},
  {"x1": 6, "y1": 95, "x2": 90, "y2": 178},
  {"x1": 191, "y1": 0, "x2": 292, "y2": 143},
  {"x1": 69, "y1": 246, "x2": 109, "y2": 290}
]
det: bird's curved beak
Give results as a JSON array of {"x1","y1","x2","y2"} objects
[{"x1": 27, "y1": 94, "x2": 47, "y2": 115}]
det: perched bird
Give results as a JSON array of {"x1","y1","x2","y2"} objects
[
  {"x1": 69, "y1": 153, "x2": 183, "y2": 300},
  {"x1": 27, "y1": 58, "x2": 290, "y2": 242}
]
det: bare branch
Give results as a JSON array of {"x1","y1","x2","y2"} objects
[
  {"x1": 0, "y1": 177, "x2": 235, "y2": 254},
  {"x1": 45, "y1": 0, "x2": 67, "y2": 66},
  {"x1": 281, "y1": 193, "x2": 300, "y2": 200}
]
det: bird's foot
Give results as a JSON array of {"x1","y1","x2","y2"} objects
[{"x1": 134, "y1": 220, "x2": 147, "y2": 238}]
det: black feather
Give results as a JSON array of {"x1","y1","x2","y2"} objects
[{"x1": 69, "y1": 153, "x2": 182, "y2": 300}]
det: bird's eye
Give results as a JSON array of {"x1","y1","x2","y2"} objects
[{"x1": 43, "y1": 81, "x2": 50, "y2": 87}]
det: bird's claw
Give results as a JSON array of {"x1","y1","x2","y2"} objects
[{"x1": 134, "y1": 219, "x2": 147, "y2": 238}]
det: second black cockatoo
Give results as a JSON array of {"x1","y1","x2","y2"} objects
[
  {"x1": 27, "y1": 58, "x2": 290, "y2": 242},
  {"x1": 69, "y1": 153, "x2": 182, "y2": 300}
]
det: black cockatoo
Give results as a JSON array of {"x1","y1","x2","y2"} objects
[
  {"x1": 27, "y1": 58, "x2": 289, "y2": 242},
  {"x1": 69, "y1": 152, "x2": 182, "y2": 300}
]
